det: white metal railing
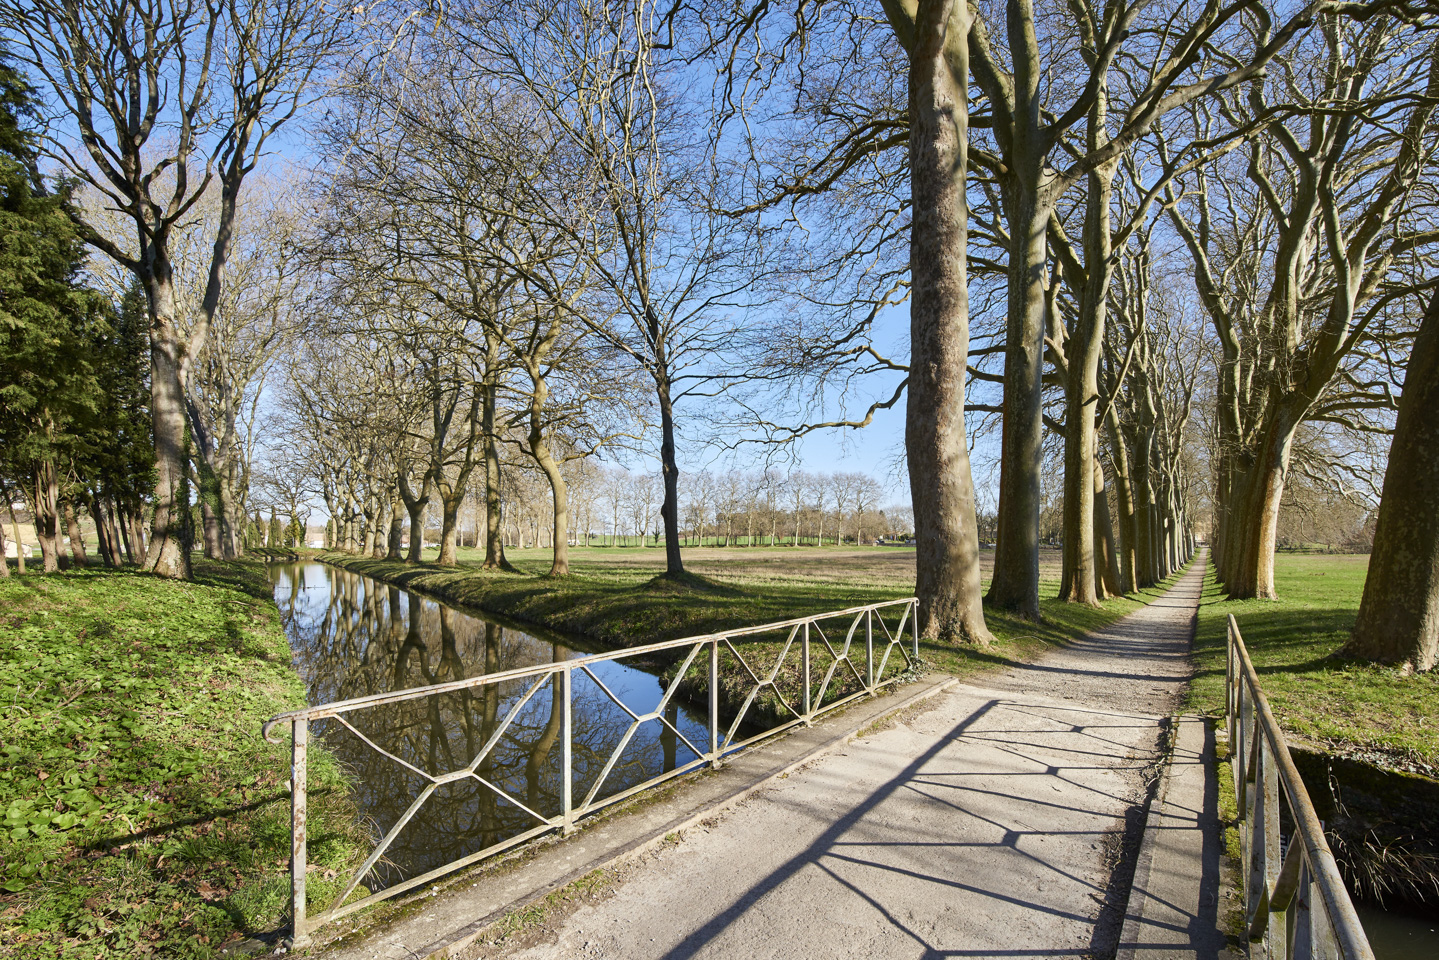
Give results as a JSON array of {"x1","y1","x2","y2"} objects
[
  {"x1": 1226, "y1": 613, "x2": 1374, "y2": 960},
  {"x1": 263, "y1": 597, "x2": 920, "y2": 946}
]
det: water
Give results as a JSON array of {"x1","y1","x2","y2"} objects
[
  {"x1": 269, "y1": 562, "x2": 710, "y2": 886},
  {"x1": 1358, "y1": 903, "x2": 1439, "y2": 960}
]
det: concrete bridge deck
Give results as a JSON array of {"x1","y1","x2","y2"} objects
[{"x1": 324, "y1": 554, "x2": 1231, "y2": 960}]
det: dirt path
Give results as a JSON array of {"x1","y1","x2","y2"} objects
[{"x1": 464, "y1": 554, "x2": 1207, "y2": 960}]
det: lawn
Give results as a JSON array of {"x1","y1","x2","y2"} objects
[
  {"x1": 1187, "y1": 552, "x2": 1439, "y2": 770},
  {"x1": 322, "y1": 544, "x2": 1186, "y2": 685},
  {"x1": 0, "y1": 561, "x2": 366, "y2": 959}
]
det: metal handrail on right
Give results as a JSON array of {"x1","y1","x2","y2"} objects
[{"x1": 1226, "y1": 613, "x2": 1374, "y2": 960}]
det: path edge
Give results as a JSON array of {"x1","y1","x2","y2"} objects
[{"x1": 332, "y1": 673, "x2": 958, "y2": 960}]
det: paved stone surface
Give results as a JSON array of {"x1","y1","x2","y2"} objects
[
  {"x1": 461, "y1": 555, "x2": 1211, "y2": 960},
  {"x1": 1118, "y1": 715, "x2": 1236, "y2": 960},
  {"x1": 315, "y1": 676, "x2": 959, "y2": 960}
]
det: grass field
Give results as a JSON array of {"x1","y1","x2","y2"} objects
[
  {"x1": 0, "y1": 562, "x2": 365, "y2": 959},
  {"x1": 322, "y1": 543, "x2": 1185, "y2": 684},
  {"x1": 1188, "y1": 552, "x2": 1439, "y2": 770}
]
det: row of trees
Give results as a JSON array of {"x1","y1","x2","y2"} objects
[
  {"x1": 3, "y1": 0, "x2": 1434, "y2": 667},
  {"x1": 417, "y1": 466, "x2": 909, "y2": 551}
]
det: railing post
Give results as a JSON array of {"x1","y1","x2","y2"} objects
[
  {"x1": 865, "y1": 609, "x2": 874, "y2": 692},
  {"x1": 801, "y1": 622, "x2": 811, "y2": 721},
  {"x1": 561, "y1": 666, "x2": 574, "y2": 835},
  {"x1": 290, "y1": 718, "x2": 309, "y2": 949},
  {"x1": 1310, "y1": 877, "x2": 1338, "y2": 960},
  {"x1": 1227, "y1": 620, "x2": 1235, "y2": 746},
  {"x1": 911, "y1": 599, "x2": 919, "y2": 660},
  {"x1": 709, "y1": 640, "x2": 720, "y2": 767}
]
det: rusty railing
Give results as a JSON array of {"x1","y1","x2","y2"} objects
[
  {"x1": 1226, "y1": 613, "x2": 1374, "y2": 960},
  {"x1": 264, "y1": 597, "x2": 920, "y2": 945}
]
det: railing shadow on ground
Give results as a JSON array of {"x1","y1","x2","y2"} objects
[
  {"x1": 643, "y1": 697, "x2": 1162, "y2": 960},
  {"x1": 262, "y1": 597, "x2": 922, "y2": 946},
  {"x1": 1227, "y1": 613, "x2": 1375, "y2": 960}
]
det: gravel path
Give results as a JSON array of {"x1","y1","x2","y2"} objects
[{"x1": 465, "y1": 554, "x2": 1207, "y2": 960}]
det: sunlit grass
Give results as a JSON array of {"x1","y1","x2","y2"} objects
[
  {"x1": 321, "y1": 544, "x2": 1188, "y2": 686},
  {"x1": 1187, "y1": 552, "x2": 1439, "y2": 766}
]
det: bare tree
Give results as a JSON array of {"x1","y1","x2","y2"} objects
[{"x1": 5, "y1": 0, "x2": 343, "y2": 577}]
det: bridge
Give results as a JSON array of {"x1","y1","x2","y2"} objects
[{"x1": 266, "y1": 551, "x2": 1372, "y2": 960}]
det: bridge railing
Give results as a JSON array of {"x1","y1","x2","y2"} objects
[
  {"x1": 263, "y1": 596, "x2": 920, "y2": 945},
  {"x1": 1226, "y1": 613, "x2": 1374, "y2": 960}
]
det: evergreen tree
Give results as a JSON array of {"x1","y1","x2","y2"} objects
[
  {"x1": 267, "y1": 509, "x2": 282, "y2": 550},
  {"x1": 0, "y1": 53, "x2": 107, "y2": 572}
]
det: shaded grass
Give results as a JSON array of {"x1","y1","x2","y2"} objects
[
  {"x1": 1187, "y1": 553, "x2": 1439, "y2": 768},
  {"x1": 0, "y1": 561, "x2": 366, "y2": 958}
]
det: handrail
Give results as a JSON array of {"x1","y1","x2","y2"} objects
[
  {"x1": 1226, "y1": 613, "x2": 1374, "y2": 960},
  {"x1": 266, "y1": 596, "x2": 921, "y2": 947}
]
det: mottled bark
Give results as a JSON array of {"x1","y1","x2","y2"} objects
[
  {"x1": 62, "y1": 499, "x2": 87, "y2": 568},
  {"x1": 1104, "y1": 406, "x2": 1137, "y2": 594},
  {"x1": 1227, "y1": 406, "x2": 1298, "y2": 600},
  {"x1": 986, "y1": 190, "x2": 1047, "y2": 619},
  {"x1": 1346, "y1": 288, "x2": 1439, "y2": 671},
  {"x1": 30, "y1": 462, "x2": 61, "y2": 573},
  {"x1": 142, "y1": 269, "x2": 192, "y2": 579},
  {"x1": 898, "y1": 0, "x2": 992, "y2": 644},
  {"x1": 1093, "y1": 457, "x2": 1122, "y2": 598},
  {"x1": 397, "y1": 469, "x2": 432, "y2": 563}
]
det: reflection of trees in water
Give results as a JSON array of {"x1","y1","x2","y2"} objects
[{"x1": 272, "y1": 564, "x2": 705, "y2": 882}]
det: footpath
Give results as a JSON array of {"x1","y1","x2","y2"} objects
[{"x1": 325, "y1": 554, "x2": 1232, "y2": 960}]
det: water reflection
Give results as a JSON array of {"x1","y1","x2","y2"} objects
[{"x1": 270, "y1": 562, "x2": 707, "y2": 885}]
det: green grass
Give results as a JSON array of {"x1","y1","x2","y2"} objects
[
  {"x1": 1188, "y1": 552, "x2": 1439, "y2": 768},
  {"x1": 0, "y1": 561, "x2": 366, "y2": 958},
  {"x1": 321, "y1": 544, "x2": 1188, "y2": 688}
]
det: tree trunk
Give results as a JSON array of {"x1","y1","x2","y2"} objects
[
  {"x1": 438, "y1": 495, "x2": 462, "y2": 565},
  {"x1": 387, "y1": 488, "x2": 405, "y2": 560},
  {"x1": 7, "y1": 496, "x2": 24, "y2": 573},
  {"x1": 30, "y1": 462, "x2": 61, "y2": 573},
  {"x1": 901, "y1": 0, "x2": 992, "y2": 644},
  {"x1": 218, "y1": 462, "x2": 244, "y2": 559},
  {"x1": 1227, "y1": 406, "x2": 1299, "y2": 600},
  {"x1": 63, "y1": 499, "x2": 87, "y2": 568},
  {"x1": 656, "y1": 371, "x2": 685, "y2": 576},
  {"x1": 529, "y1": 407, "x2": 570, "y2": 577},
  {"x1": 199, "y1": 495, "x2": 224, "y2": 559},
  {"x1": 142, "y1": 269, "x2": 192, "y2": 579},
  {"x1": 1059, "y1": 109, "x2": 1117, "y2": 605},
  {"x1": 481, "y1": 381, "x2": 509, "y2": 571},
  {"x1": 1346, "y1": 287, "x2": 1439, "y2": 671},
  {"x1": 1105, "y1": 409, "x2": 1137, "y2": 594},
  {"x1": 373, "y1": 497, "x2": 390, "y2": 558},
  {"x1": 987, "y1": 184, "x2": 1048, "y2": 619},
  {"x1": 398, "y1": 469, "x2": 431, "y2": 563},
  {"x1": 1093, "y1": 457, "x2": 1122, "y2": 598}
]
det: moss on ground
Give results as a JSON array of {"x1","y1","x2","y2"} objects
[
  {"x1": 1187, "y1": 552, "x2": 1439, "y2": 768},
  {"x1": 0, "y1": 561, "x2": 365, "y2": 958}
]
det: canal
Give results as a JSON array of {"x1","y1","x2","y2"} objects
[{"x1": 270, "y1": 561, "x2": 710, "y2": 888}]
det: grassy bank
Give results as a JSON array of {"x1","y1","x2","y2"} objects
[
  {"x1": 0, "y1": 561, "x2": 364, "y2": 959},
  {"x1": 1188, "y1": 552, "x2": 1439, "y2": 770},
  {"x1": 318, "y1": 544, "x2": 1185, "y2": 684}
]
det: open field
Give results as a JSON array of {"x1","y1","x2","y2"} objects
[
  {"x1": 0, "y1": 562, "x2": 365, "y2": 959},
  {"x1": 322, "y1": 544, "x2": 1182, "y2": 684},
  {"x1": 1188, "y1": 552, "x2": 1439, "y2": 769}
]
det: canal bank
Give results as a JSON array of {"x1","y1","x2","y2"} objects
[{"x1": 0, "y1": 560, "x2": 368, "y2": 959}]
